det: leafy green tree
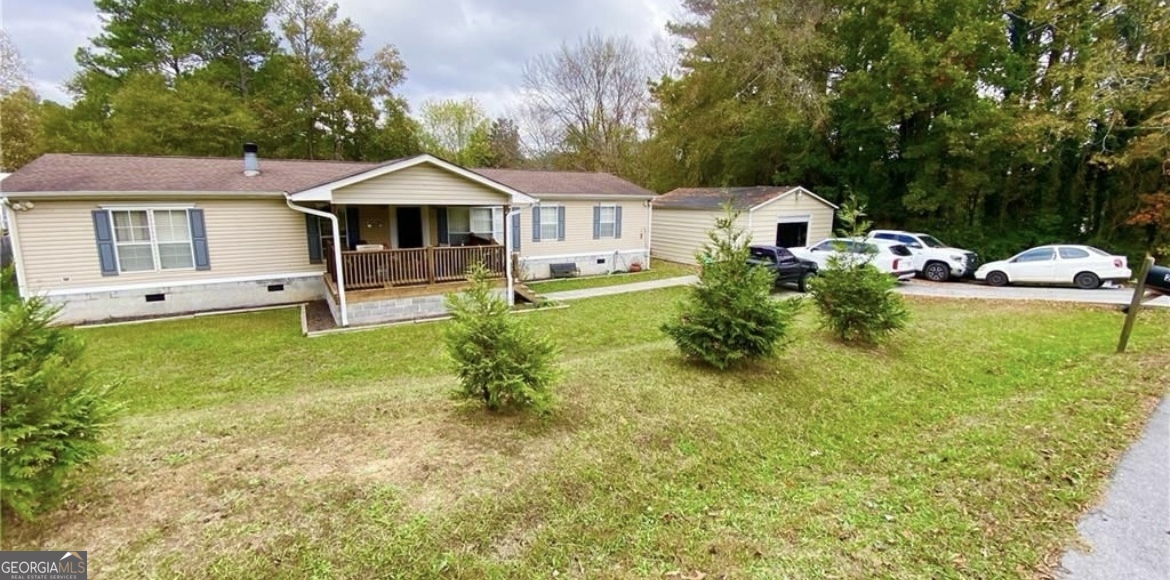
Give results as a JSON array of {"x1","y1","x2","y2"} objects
[
  {"x1": 806, "y1": 198, "x2": 909, "y2": 344},
  {"x1": 1, "y1": 297, "x2": 121, "y2": 520},
  {"x1": 444, "y1": 265, "x2": 559, "y2": 413},
  {"x1": 0, "y1": 88, "x2": 43, "y2": 172},
  {"x1": 662, "y1": 204, "x2": 801, "y2": 369},
  {"x1": 417, "y1": 98, "x2": 493, "y2": 166}
]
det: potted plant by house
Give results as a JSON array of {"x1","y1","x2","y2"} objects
[{"x1": 628, "y1": 261, "x2": 643, "y2": 273}]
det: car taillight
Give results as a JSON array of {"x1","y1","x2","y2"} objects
[
  {"x1": 1114, "y1": 258, "x2": 1124, "y2": 268},
  {"x1": 893, "y1": 259, "x2": 900, "y2": 270}
]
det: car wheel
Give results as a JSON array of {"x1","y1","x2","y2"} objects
[
  {"x1": 986, "y1": 271, "x2": 1009, "y2": 287},
  {"x1": 1074, "y1": 271, "x2": 1101, "y2": 290},
  {"x1": 798, "y1": 271, "x2": 814, "y2": 293},
  {"x1": 923, "y1": 262, "x2": 950, "y2": 282}
]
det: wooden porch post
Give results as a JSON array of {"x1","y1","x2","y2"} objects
[{"x1": 426, "y1": 246, "x2": 436, "y2": 284}]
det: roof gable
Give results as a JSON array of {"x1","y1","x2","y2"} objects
[{"x1": 288, "y1": 155, "x2": 537, "y2": 204}]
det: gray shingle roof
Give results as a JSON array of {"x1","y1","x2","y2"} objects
[
  {"x1": 473, "y1": 168, "x2": 654, "y2": 197},
  {"x1": 653, "y1": 186, "x2": 804, "y2": 210},
  {"x1": 1, "y1": 153, "x2": 654, "y2": 199}
]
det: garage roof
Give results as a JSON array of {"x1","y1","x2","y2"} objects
[{"x1": 654, "y1": 186, "x2": 837, "y2": 211}]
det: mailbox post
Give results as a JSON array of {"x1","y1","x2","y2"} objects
[{"x1": 1117, "y1": 257, "x2": 1161, "y2": 353}]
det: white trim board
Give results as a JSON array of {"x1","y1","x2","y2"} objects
[
  {"x1": 519, "y1": 249, "x2": 648, "y2": 261},
  {"x1": 750, "y1": 186, "x2": 839, "y2": 212},
  {"x1": 38, "y1": 271, "x2": 323, "y2": 297},
  {"x1": 776, "y1": 214, "x2": 812, "y2": 224}
]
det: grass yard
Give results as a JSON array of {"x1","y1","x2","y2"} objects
[
  {"x1": 3, "y1": 291, "x2": 1169, "y2": 579},
  {"x1": 526, "y1": 258, "x2": 695, "y2": 294}
]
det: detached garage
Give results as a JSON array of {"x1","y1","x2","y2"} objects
[{"x1": 651, "y1": 186, "x2": 838, "y2": 265}]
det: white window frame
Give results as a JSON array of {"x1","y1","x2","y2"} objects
[
  {"x1": 107, "y1": 208, "x2": 197, "y2": 273},
  {"x1": 539, "y1": 204, "x2": 559, "y2": 241},
  {"x1": 597, "y1": 204, "x2": 617, "y2": 238}
]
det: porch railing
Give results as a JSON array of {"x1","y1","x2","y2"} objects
[{"x1": 326, "y1": 245, "x2": 507, "y2": 291}]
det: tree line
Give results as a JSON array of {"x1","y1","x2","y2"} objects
[{"x1": 1, "y1": 0, "x2": 1166, "y2": 259}]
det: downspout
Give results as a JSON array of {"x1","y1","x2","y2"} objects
[
  {"x1": 2, "y1": 198, "x2": 29, "y2": 298},
  {"x1": 505, "y1": 205, "x2": 522, "y2": 307},
  {"x1": 646, "y1": 198, "x2": 653, "y2": 270},
  {"x1": 285, "y1": 197, "x2": 348, "y2": 327}
]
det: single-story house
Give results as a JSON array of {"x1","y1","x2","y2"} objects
[
  {"x1": 651, "y1": 186, "x2": 838, "y2": 265},
  {"x1": 1, "y1": 147, "x2": 654, "y2": 326}
]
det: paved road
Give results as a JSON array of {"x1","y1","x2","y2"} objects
[
  {"x1": 542, "y1": 275, "x2": 1170, "y2": 309},
  {"x1": 1057, "y1": 398, "x2": 1170, "y2": 579}
]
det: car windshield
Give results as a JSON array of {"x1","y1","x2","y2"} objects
[
  {"x1": 1085, "y1": 247, "x2": 1112, "y2": 257},
  {"x1": 919, "y1": 235, "x2": 946, "y2": 248}
]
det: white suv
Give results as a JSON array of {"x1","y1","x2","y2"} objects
[{"x1": 866, "y1": 230, "x2": 979, "y2": 282}]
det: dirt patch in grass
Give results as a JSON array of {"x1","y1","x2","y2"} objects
[
  {"x1": 302, "y1": 300, "x2": 335, "y2": 333},
  {"x1": 4, "y1": 380, "x2": 572, "y2": 578}
]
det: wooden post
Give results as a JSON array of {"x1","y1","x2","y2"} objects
[
  {"x1": 1117, "y1": 256, "x2": 1156, "y2": 354},
  {"x1": 426, "y1": 246, "x2": 436, "y2": 285}
]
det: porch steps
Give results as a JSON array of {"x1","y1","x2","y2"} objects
[{"x1": 514, "y1": 284, "x2": 542, "y2": 304}]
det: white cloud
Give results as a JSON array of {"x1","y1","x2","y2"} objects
[{"x1": 4, "y1": 0, "x2": 681, "y2": 113}]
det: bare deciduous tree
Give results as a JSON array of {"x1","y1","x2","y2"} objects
[
  {"x1": 0, "y1": 31, "x2": 29, "y2": 96},
  {"x1": 519, "y1": 32, "x2": 649, "y2": 173}
]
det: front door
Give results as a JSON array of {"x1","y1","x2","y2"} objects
[{"x1": 396, "y1": 207, "x2": 423, "y2": 249}]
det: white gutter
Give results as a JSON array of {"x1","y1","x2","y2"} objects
[
  {"x1": 285, "y1": 198, "x2": 348, "y2": 327},
  {"x1": 2, "y1": 198, "x2": 28, "y2": 297}
]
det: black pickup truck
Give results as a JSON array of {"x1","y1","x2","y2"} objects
[{"x1": 747, "y1": 245, "x2": 819, "y2": 292}]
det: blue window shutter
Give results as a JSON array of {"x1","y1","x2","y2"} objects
[
  {"x1": 306, "y1": 214, "x2": 322, "y2": 264},
  {"x1": 511, "y1": 212, "x2": 521, "y2": 251},
  {"x1": 345, "y1": 206, "x2": 360, "y2": 250},
  {"x1": 189, "y1": 209, "x2": 211, "y2": 270},
  {"x1": 437, "y1": 206, "x2": 449, "y2": 244},
  {"x1": 615, "y1": 206, "x2": 623, "y2": 239},
  {"x1": 593, "y1": 206, "x2": 601, "y2": 240},
  {"x1": 557, "y1": 206, "x2": 566, "y2": 241},
  {"x1": 532, "y1": 206, "x2": 541, "y2": 242},
  {"x1": 91, "y1": 210, "x2": 118, "y2": 276}
]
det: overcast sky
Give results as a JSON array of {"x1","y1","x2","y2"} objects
[{"x1": 2, "y1": 0, "x2": 680, "y2": 116}]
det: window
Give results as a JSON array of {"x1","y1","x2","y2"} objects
[
  {"x1": 110, "y1": 209, "x2": 194, "y2": 272},
  {"x1": 539, "y1": 205, "x2": 559, "y2": 241},
  {"x1": 598, "y1": 205, "x2": 617, "y2": 238},
  {"x1": 447, "y1": 207, "x2": 502, "y2": 245},
  {"x1": 1059, "y1": 247, "x2": 1090, "y2": 260},
  {"x1": 1013, "y1": 248, "x2": 1055, "y2": 263},
  {"x1": 319, "y1": 206, "x2": 348, "y2": 250}
]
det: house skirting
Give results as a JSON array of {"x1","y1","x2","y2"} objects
[
  {"x1": 45, "y1": 274, "x2": 325, "y2": 325},
  {"x1": 519, "y1": 249, "x2": 649, "y2": 280},
  {"x1": 325, "y1": 280, "x2": 507, "y2": 326}
]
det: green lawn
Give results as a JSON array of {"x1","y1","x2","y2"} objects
[
  {"x1": 526, "y1": 258, "x2": 696, "y2": 294},
  {"x1": 4, "y1": 291, "x2": 1169, "y2": 579}
]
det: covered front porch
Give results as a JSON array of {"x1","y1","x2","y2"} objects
[{"x1": 285, "y1": 154, "x2": 537, "y2": 327}]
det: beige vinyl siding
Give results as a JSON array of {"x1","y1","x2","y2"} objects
[
  {"x1": 517, "y1": 199, "x2": 650, "y2": 258},
  {"x1": 651, "y1": 209, "x2": 746, "y2": 265},
  {"x1": 12, "y1": 198, "x2": 320, "y2": 292},
  {"x1": 748, "y1": 193, "x2": 835, "y2": 246},
  {"x1": 333, "y1": 164, "x2": 510, "y2": 205}
]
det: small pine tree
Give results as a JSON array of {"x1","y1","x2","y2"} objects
[
  {"x1": 662, "y1": 204, "x2": 801, "y2": 369},
  {"x1": 1, "y1": 296, "x2": 120, "y2": 519},
  {"x1": 444, "y1": 265, "x2": 559, "y2": 412},
  {"x1": 807, "y1": 197, "x2": 909, "y2": 344}
]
